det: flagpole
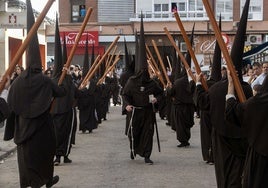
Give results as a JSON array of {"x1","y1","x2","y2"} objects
[
  {"x1": 202, "y1": 0, "x2": 246, "y2": 102},
  {"x1": 0, "y1": 0, "x2": 56, "y2": 93}
]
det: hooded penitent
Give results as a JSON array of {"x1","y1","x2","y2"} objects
[
  {"x1": 230, "y1": 0, "x2": 250, "y2": 82},
  {"x1": 210, "y1": 14, "x2": 222, "y2": 82},
  {"x1": 52, "y1": 14, "x2": 63, "y2": 79}
]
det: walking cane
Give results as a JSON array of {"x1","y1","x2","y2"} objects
[{"x1": 150, "y1": 95, "x2": 161, "y2": 152}]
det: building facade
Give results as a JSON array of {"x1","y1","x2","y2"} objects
[
  {"x1": 50, "y1": 0, "x2": 268, "y2": 67},
  {"x1": 0, "y1": 0, "x2": 51, "y2": 75}
]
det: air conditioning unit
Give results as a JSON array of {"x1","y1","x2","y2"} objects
[
  {"x1": 180, "y1": 42, "x2": 187, "y2": 52},
  {"x1": 248, "y1": 35, "x2": 262, "y2": 45}
]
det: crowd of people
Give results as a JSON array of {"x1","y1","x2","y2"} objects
[{"x1": 0, "y1": 0, "x2": 268, "y2": 187}]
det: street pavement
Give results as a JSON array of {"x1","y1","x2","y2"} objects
[{"x1": 0, "y1": 105, "x2": 217, "y2": 188}]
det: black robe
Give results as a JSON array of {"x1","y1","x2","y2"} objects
[
  {"x1": 0, "y1": 97, "x2": 9, "y2": 123},
  {"x1": 122, "y1": 74, "x2": 163, "y2": 158},
  {"x1": 194, "y1": 80, "x2": 216, "y2": 163},
  {"x1": 226, "y1": 94, "x2": 268, "y2": 188},
  {"x1": 51, "y1": 75, "x2": 77, "y2": 157},
  {"x1": 7, "y1": 71, "x2": 66, "y2": 187},
  {"x1": 167, "y1": 76, "x2": 195, "y2": 144},
  {"x1": 119, "y1": 70, "x2": 134, "y2": 135},
  {"x1": 77, "y1": 82, "x2": 98, "y2": 132},
  {"x1": 195, "y1": 79, "x2": 253, "y2": 188}
]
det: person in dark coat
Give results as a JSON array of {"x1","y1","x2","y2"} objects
[
  {"x1": 6, "y1": 1, "x2": 65, "y2": 187},
  {"x1": 166, "y1": 24, "x2": 195, "y2": 147},
  {"x1": 195, "y1": 1, "x2": 252, "y2": 187},
  {"x1": 225, "y1": 71, "x2": 268, "y2": 188},
  {"x1": 51, "y1": 16, "x2": 77, "y2": 166},
  {"x1": 77, "y1": 39, "x2": 98, "y2": 133},
  {"x1": 122, "y1": 14, "x2": 163, "y2": 164},
  {"x1": 166, "y1": 68, "x2": 195, "y2": 147},
  {"x1": 196, "y1": 15, "x2": 222, "y2": 164}
]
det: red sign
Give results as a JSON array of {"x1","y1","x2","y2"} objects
[{"x1": 60, "y1": 31, "x2": 99, "y2": 47}]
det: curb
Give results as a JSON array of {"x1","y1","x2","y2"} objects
[{"x1": 0, "y1": 146, "x2": 17, "y2": 161}]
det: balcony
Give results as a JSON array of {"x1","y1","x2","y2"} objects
[{"x1": 130, "y1": 11, "x2": 209, "y2": 22}]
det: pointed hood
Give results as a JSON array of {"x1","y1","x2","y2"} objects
[
  {"x1": 82, "y1": 33, "x2": 89, "y2": 79},
  {"x1": 136, "y1": 13, "x2": 147, "y2": 73},
  {"x1": 230, "y1": 0, "x2": 250, "y2": 82},
  {"x1": 180, "y1": 23, "x2": 195, "y2": 78},
  {"x1": 171, "y1": 47, "x2": 181, "y2": 81},
  {"x1": 210, "y1": 15, "x2": 222, "y2": 82},
  {"x1": 52, "y1": 14, "x2": 63, "y2": 78},
  {"x1": 186, "y1": 23, "x2": 195, "y2": 67},
  {"x1": 62, "y1": 32, "x2": 68, "y2": 64},
  {"x1": 25, "y1": 0, "x2": 42, "y2": 74},
  {"x1": 134, "y1": 30, "x2": 139, "y2": 73},
  {"x1": 124, "y1": 37, "x2": 134, "y2": 73}
]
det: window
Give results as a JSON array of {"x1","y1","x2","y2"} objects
[
  {"x1": 154, "y1": 4, "x2": 161, "y2": 12},
  {"x1": 71, "y1": 0, "x2": 86, "y2": 22},
  {"x1": 216, "y1": 0, "x2": 233, "y2": 21},
  {"x1": 241, "y1": 0, "x2": 263, "y2": 20}
]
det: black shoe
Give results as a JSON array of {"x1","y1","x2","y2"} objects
[
  {"x1": 103, "y1": 118, "x2": 107, "y2": 121},
  {"x1": 54, "y1": 157, "x2": 60, "y2": 166},
  {"x1": 46, "y1": 175, "x2": 59, "y2": 188},
  {"x1": 64, "y1": 157, "x2": 72, "y2": 163},
  {"x1": 177, "y1": 142, "x2": 190, "y2": 148},
  {"x1": 144, "y1": 158, "x2": 153, "y2": 165},
  {"x1": 130, "y1": 152, "x2": 135, "y2": 160}
]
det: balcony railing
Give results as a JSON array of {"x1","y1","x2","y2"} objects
[{"x1": 130, "y1": 11, "x2": 209, "y2": 21}]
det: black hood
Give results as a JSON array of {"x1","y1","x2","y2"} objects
[{"x1": 230, "y1": 0, "x2": 250, "y2": 82}]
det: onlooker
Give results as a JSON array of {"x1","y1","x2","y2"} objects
[{"x1": 250, "y1": 61, "x2": 266, "y2": 88}]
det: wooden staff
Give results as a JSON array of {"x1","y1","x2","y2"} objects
[
  {"x1": 146, "y1": 44, "x2": 158, "y2": 71},
  {"x1": 105, "y1": 46, "x2": 118, "y2": 73},
  {"x1": 79, "y1": 54, "x2": 100, "y2": 89},
  {"x1": 97, "y1": 57, "x2": 120, "y2": 85},
  {"x1": 166, "y1": 56, "x2": 172, "y2": 72},
  {"x1": 58, "y1": 7, "x2": 93, "y2": 85},
  {"x1": 173, "y1": 12, "x2": 208, "y2": 91},
  {"x1": 164, "y1": 27, "x2": 196, "y2": 82},
  {"x1": 145, "y1": 44, "x2": 166, "y2": 84},
  {"x1": 148, "y1": 58, "x2": 165, "y2": 87},
  {"x1": 80, "y1": 36, "x2": 120, "y2": 88},
  {"x1": 202, "y1": 0, "x2": 246, "y2": 102},
  {"x1": 105, "y1": 45, "x2": 117, "y2": 67},
  {"x1": 146, "y1": 52, "x2": 165, "y2": 85},
  {"x1": 152, "y1": 40, "x2": 171, "y2": 86},
  {"x1": 0, "y1": 0, "x2": 55, "y2": 93}
]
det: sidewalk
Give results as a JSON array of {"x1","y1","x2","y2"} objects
[{"x1": 0, "y1": 124, "x2": 17, "y2": 161}]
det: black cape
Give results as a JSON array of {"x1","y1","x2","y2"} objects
[{"x1": 7, "y1": 71, "x2": 66, "y2": 187}]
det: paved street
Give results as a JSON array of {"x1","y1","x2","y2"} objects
[{"x1": 0, "y1": 105, "x2": 216, "y2": 188}]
